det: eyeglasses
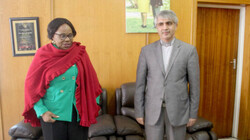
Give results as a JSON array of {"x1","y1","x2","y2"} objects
[
  {"x1": 55, "y1": 33, "x2": 74, "y2": 40},
  {"x1": 157, "y1": 21, "x2": 175, "y2": 27}
]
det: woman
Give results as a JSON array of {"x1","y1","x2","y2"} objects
[{"x1": 22, "y1": 18, "x2": 102, "y2": 140}]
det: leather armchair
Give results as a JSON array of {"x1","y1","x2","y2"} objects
[
  {"x1": 9, "y1": 89, "x2": 116, "y2": 140},
  {"x1": 114, "y1": 82, "x2": 217, "y2": 140}
]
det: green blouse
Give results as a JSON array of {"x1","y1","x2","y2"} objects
[{"x1": 34, "y1": 64, "x2": 80, "y2": 122}]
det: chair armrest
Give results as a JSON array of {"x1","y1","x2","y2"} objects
[
  {"x1": 186, "y1": 130, "x2": 217, "y2": 140},
  {"x1": 8, "y1": 120, "x2": 42, "y2": 139},
  {"x1": 121, "y1": 107, "x2": 135, "y2": 119},
  {"x1": 187, "y1": 131, "x2": 211, "y2": 140},
  {"x1": 208, "y1": 131, "x2": 218, "y2": 140},
  {"x1": 187, "y1": 117, "x2": 213, "y2": 133}
]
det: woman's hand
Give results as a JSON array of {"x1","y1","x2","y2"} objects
[{"x1": 41, "y1": 111, "x2": 59, "y2": 123}]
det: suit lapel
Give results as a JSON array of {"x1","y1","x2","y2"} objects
[
  {"x1": 165, "y1": 39, "x2": 181, "y2": 79},
  {"x1": 154, "y1": 41, "x2": 166, "y2": 76}
]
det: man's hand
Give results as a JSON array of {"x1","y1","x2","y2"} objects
[
  {"x1": 136, "y1": 117, "x2": 144, "y2": 125},
  {"x1": 187, "y1": 118, "x2": 196, "y2": 127},
  {"x1": 42, "y1": 111, "x2": 59, "y2": 123}
]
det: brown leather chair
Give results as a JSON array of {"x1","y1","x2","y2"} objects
[
  {"x1": 114, "y1": 82, "x2": 217, "y2": 140},
  {"x1": 9, "y1": 89, "x2": 117, "y2": 140}
]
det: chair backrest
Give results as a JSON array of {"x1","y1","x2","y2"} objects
[
  {"x1": 98, "y1": 88, "x2": 108, "y2": 115},
  {"x1": 115, "y1": 82, "x2": 136, "y2": 119}
]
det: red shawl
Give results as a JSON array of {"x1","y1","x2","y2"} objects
[{"x1": 22, "y1": 42, "x2": 102, "y2": 127}]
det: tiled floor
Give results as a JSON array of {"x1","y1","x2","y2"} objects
[{"x1": 218, "y1": 138, "x2": 237, "y2": 140}]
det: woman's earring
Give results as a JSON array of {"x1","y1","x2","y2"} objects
[{"x1": 52, "y1": 40, "x2": 55, "y2": 44}]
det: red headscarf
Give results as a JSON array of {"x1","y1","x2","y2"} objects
[{"x1": 22, "y1": 42, "x2": 102, "y2": 127}]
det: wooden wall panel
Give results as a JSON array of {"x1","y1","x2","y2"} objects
[
  {"x1": 238, "y1": 5, "x2": 250, "y2": 140},
  {"x1": 171, "y1": 0, "x2": 194, "y2": 44},
  {"x1": 0, "y1": 4, "x2": 4, "y2": 138},
  {"x1": 53, "y1": 0, "x2": 195, "y2": 114},
  {"x1": 0, "y1": 104, "x2": 3, "y2": 140},
  {"x1": 0, "y1": 0, "x2": 51, "y2": 139},
  {"x1": 198, "y1": 0, "x2": 250, "y2": 4},
  {"x1": 53, "y1": 0, "x2": 146, "y2": 114}
]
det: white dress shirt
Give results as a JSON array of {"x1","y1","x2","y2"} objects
[{"x1": 161, "y1": 38, "x2": 175, "y2": 72}]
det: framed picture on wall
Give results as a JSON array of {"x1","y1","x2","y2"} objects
[
  {"x1": 126, "y1": 0, "x2": 170, "y2": 33},
  {"x1": 9, "y1": 17, "x2": 40, "y2": 56}
]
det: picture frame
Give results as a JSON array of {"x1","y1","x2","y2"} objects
[
  {"x1": 9, "y1": 17, "x2": 40, "y2": 56},
  {"x1": 125, "y1": 0, "x2": 170, "y2": 33}
]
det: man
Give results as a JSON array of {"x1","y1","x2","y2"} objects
[
  {"x1": 150, "y1": 0, "x2": 163, "y2": 26},
  {"x1": 134, "y1": 10, "x2": 200, "y2": 140}
]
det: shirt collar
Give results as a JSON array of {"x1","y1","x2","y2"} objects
[{"x1": 160, "y1": 38, "x2": 175, "y2": 47}]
